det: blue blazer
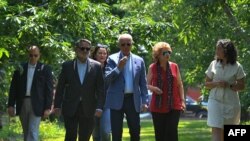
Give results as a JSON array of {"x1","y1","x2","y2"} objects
[{"x1": 104, "y1": 52, "x2": 148, "y2": 112}]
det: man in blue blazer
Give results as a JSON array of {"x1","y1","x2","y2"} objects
[{"x1": 105, "y1": 33, "x2": 148, "y2": 141}]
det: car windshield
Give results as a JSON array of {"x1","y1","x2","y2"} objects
[{"x1": 186, "y1": 96, "x2": 198, "y2": 105}]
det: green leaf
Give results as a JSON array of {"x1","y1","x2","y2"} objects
[{"x1": 0, "y1": 48, "x2": 9, "y2": 58}]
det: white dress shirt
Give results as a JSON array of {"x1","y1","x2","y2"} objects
[
  {"x1": 77, "y1": 59, "x2": 87, "y2": 84},
  {"x1": 26, "y1": 64, "x2": 36, "y2": 96},
  {"x1": 123, "y1": 54, "x2": 134, "y2": 93}
]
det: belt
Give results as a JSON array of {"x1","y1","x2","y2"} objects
[{"x1": 124, "y1": 93, "x2": 133, "y2": 98}]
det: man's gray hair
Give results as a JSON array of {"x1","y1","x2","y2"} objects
[
  {"x1": 117, "y1": 33, "x2": 133, "y2": 43},
  {"x1": 75, "y1": 38, "x2": 91, "y2": 48}
]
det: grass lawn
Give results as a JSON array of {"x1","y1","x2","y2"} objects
[
  {"x1": 0, "y1": 117, "x2": 211, "y2": 141},
  {"x1": 178, "y1": 119, "x2": 210, "y2": 141},
  {"x1": 122, "y1": 119, "x2": 210, "y2": 141}
]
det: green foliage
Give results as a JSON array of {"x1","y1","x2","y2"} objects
[
  {"x1": 0, "y1": 117, "x2": 65, "y2": 140},
  {"x1": 0, "y1": 0, "x2": 249, "y2": 118},
  {"x1": 0, "y1": 48, "x2": 9, "y2": 58},
  {"x1": 39, "y1": 119, "x2": 65, "y2": 140},
  {"x1": 0, "y1": 117, "x2": 22, "y2": 140}
]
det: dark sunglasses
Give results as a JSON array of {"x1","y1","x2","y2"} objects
[
  {"x1": 121, "y1": 43, "x2": 132, "y2": 47},
  {"x1": 162, "y1": 51, "x2": 171, "y2": 56},
  {"x1": 29, "y1": 54, "x2": 39, "y2": 58},
  {"x1": 79, "y1": 47, "x2": 91, "y2": 51}
]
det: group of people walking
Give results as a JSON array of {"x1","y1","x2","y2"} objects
[{"x1": 7, "y1": 33, "x2": 246, "y2": 141}]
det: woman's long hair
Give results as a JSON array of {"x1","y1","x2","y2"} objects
[{"x1": 216, "y1": 39, "x2": 237, "y2": 65}]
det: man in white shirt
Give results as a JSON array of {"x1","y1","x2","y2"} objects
[{"x1": 8, "y1": 45, "x2": 53, "y2": 141}]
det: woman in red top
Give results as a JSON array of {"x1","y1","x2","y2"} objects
[{"x1": 147, "y1": 42, "x2": 185, "y2": 141}]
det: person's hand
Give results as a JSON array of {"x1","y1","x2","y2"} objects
[
  {"x1": 141, "y1": 104, "x2": 148, "y2": 112},
  {"x1": 7, "y1": 107, "x2": 15, "y2": 117},
  {"x1": 181, "y1": 100, "x2": 186, "y2": 112},
  {"x1": 153, "y1": 86, "x2": 163, "y2": 95},
  {"x1": 94, "y1": 109, "x2": 103, "y2": 118},
  {"x1": 118, "y1": 56, "x2": 128, "y2": 70},
  {"x1": 43, "y1": 109, "x2": 51, "y2": 118},
  {"x1": 216, "y1": 81, "x2": 229, "y2": 88},
  {"x1": 52, "y1": 108, "x2": 61, "y2": 117},
  {"x1": 230, "y1": 83, "x2": 237, "y2": 91}
]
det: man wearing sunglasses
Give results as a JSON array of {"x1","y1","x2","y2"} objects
[
  {"x1": 54, "y1": 39, "x2": 104, "y2": 141},
  {"x1": 8, "y1": 45, "x2": 53, "y2": 141},
  {"x1": 105, "y1": 33, "x2": 148, "y2": 141}
]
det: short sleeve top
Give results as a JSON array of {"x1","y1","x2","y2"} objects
[{"x1": 205, "y1": 60, "x2": 246, "y2": 102}]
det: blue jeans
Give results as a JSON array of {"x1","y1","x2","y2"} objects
[{"x1": 92, "y1": 108, "x2": 111, "y2": 141}]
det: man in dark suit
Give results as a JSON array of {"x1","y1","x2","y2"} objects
[
  {"x1": 54, "y1": 39, "x2": 104, "y2": 141},
  {"x1": 8, "y1": 45, "x2": 53, "y2": 141},
  {"x1": 105, "y1": 33, "x2": 148, "y2": 141}
]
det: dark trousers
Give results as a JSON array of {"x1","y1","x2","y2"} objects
[
  {"x1": 111, "y1": 95, "x2": 140, "y2": 141},
  {"x1": 152, "y1": 110, "x2": 181, "y2": 141},
  {"x1": 63, "y1": 103, "x2": 94, "y2": 141}
]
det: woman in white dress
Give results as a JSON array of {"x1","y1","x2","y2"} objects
[{"x1": 205, "y1": 39, "x2": 246, "y2": 141}]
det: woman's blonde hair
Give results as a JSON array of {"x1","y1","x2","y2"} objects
[{"x1": 152, "y1": 42, "x2": 172, "y2": 62}]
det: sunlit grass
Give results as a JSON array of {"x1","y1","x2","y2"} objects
[
  {"x1": 122, "y1": 119, "x2": 210, "y2": 141},
  {"x1": 0, "y1": 117, "x2": 214, "y2": 141},
  {"x1": 39, "y1": 119, "x2": 65, "y2": 140},
  {"x1": 122, "y1": 120, "x2": 155, "y2": 141},
  {"x1": 179, "y1": 119, "x2": 210, "y2": 141},
  {"x1": 4, "y1": 117, "x2": 248, "y2": 141}
]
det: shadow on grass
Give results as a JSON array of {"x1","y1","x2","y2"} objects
[
  {"x1": 122, "y1": 119, "x2": 210, "y2": 141},
  {"x1": 1, "y1": 117, "x2": 212, "y2": 141}
]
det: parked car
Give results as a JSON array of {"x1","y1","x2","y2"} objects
[
  {"x1": 183, "y1": 96, "x2": 208, "y2": 118},
  {"x1": 140, "y1": 92, "x2": 208, "y2": 119}
]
